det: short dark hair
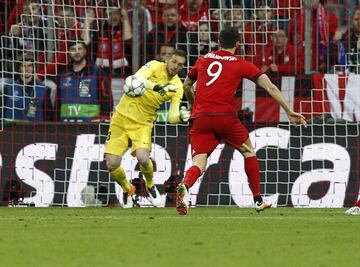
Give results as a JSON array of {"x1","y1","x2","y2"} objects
[
  {"x1": 67, "y1": 38, "x2": 87, "y2": 50},
  {"x1": 219, "y1": 27, "x2": 239, "y2": 49},
  {"x1": 163, "y1": 4, "x2": 178, "y2": 12},
  {"x1": 172, "y1": 49, "x2": 187, "y2": 60},
  {"x1": 16, "y1": 53, "x2": 34, "y2": 70},
  {"x1": 157, "y1": 44, "x2": 175, "y2": 54}
]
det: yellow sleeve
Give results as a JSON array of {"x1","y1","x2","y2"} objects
[
  {"x1": 167, "y1": 78, "x2": 184, "y2": 124},
  {"x1": 135, "y1": 60, "x2": 159, "y2": 90},
  {"x1": 168, "y1": 101, "x2": 181, "y2": 124}
]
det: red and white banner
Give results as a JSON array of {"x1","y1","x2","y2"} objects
[
  {"x1": 237, "y1": 74, "x2": 360, "y2": 122},
  {"x1": 312, "y1": 74, "x2": 360, "y2": 122}
]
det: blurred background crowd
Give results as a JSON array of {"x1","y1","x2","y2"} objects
[{"x1": 0, "y1": 0, "x2": 359, "y2": 122}]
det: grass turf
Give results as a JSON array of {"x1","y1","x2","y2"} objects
[{"x1": 0, "y1": 207, "x2": 359, "y2": 267}]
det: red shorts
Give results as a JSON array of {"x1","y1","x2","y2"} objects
[{"x1": 189, "y1": 115, "x2": 249, "y2": 157}]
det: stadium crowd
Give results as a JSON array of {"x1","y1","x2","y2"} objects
[{"x1": 0, "y1": 0, "x2": 359, "y2": 122}]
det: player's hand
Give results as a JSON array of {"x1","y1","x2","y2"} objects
[
  {"x1": 287, "y1": 111, "x2": 307, "y2": 127},
  {"x1": 334, "y1": 30, "x2": 343, "y2": 41},
  {"x1": 10, "y1": 25, "x2": 21, "y2": 36},
  {"x1": 153, "y1": 83, "x2": 178, "y2": 93},
  {"x1": 270, "y1": 64, "x2": 278, "y2": 72},
  {"x1": 180, "y1": 106, "x2": 190, "y2": 122}
]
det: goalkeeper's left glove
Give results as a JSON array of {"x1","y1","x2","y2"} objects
[
  {"x1": 180, "y1": 106, "x2": 191, "y2": 122},
  {"x1": 153, "y1": 83, "x2": 178, "y2": 93}
]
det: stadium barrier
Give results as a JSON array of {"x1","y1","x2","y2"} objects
[{"x1": 0, "y1": 122, "x2": 358, "y2": 208}]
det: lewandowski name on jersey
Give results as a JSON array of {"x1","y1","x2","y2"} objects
[{"x1": 204, "y1": 53, "x2": 237, "y2": 61}]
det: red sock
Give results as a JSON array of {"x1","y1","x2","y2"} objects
[
  {"x1": 244, "y1": 156, "x2": 261, "y2": 197},
  {"x1": 183, "y1": 165, "x2": 202, "y2": 188},
  {"x1": 355, "y1": 199, "x2": 360, "y2": 207}
]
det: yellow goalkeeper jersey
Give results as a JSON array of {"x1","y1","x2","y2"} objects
[{"x1": 115, "y1": 60, "x2": 183, "y2": 126}]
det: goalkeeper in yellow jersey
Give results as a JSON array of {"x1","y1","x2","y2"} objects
[{"x1": 105, "y1": 49, "x2": 190, "y2": 208}]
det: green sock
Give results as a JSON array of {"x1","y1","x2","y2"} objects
[
  {"x1": 110, "y1": 166, "x2": 131, "y2": 192},
  {"x1": 140, "y1": 160, "x2": 154, "y2": 189}
]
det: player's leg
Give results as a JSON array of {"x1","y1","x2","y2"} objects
[
  {"x1": 176, "y1": 116, "x2": 219, "y2": 215},
  {"x1": 136, "y1": 148, "x2": 161, "y2": 207},
  {"x1": 131, "y1": 125, "x2": 161, "y2": 207},
  {"x1": 238, "y1": 139, "x2": 271, "y2": 212},
  {"x1": 176, "y1": 153, "x2": 208, "y2": 215},
  {"x1": 219, "y1": 116, "x2": 271, "y2": 212},
  {"x1": 136, "y1": 148, "x2": 154, "y2": 188},
  {"x1": 105, "y1": 115, "x2": 135, "y2": 208},
  {"x1": 183, "y1": 153, "x2": 207, "y2": 188},
  {"x1": 105, "y1": 153, "x2": 136, "y2": 208}
]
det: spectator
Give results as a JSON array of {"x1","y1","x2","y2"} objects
[
  {"x1": 146, "y1": 5, "x2": 188, "y2": 61},
  {"x1": 145, "y1": 0, "x2": 183, "y2": 24},
  {"x1": 209, "y1": 9, "x2": 220, "y2": 35},
  {"x1": 274, "y1": 0, "x2": 302, "y2": 31},
  {"x1": 188, "y1": 21, "x2": 218, "y2": 66},
  {"x1": 157, "y1": 45, "x2": 175, "y2": 62},
  {"x1": 240, "y1": 0, "x2": 255, "y2": 20},
  {"x1": 179, "y1": 0, "x2": 209, "y2": 31},
  {"x1": 288, "y1": 0, "x2": 338, "y2": 71},
  {"x1": 128, "y1": 1, "x2": 154, "y2": 65},
  {"x1": 92, "y1": 4, "x2": 132, "y2": 106},
  {"x1": 331, "y1": 0, "x2": 359, "y2": 28},
  {"x1": 3, "y1": 54, "x2": 52, "y2": 121},
  {"x1": 56, "y1": 39, "x2": 112, "y2": 122},
  {"x1": 5, "y1": 0, "x2": 53, "y2": 74},
  {"x1": 335, "y1": 9, "x2": 360, "y2": 73},
  {"x1": 255, "y1": 29, "x2": 303, "y2": 75},
  {"x1": 128, "y1": 0, "x2": 153, "y2": 35},
  {"x1": 5, "y1": 0, "x2": 26, "y2": 34},
  {"x1": 224, "y1": 6, "x2": 245, "y2": 33},
  {"x1": 244, "y1": 4, "x2": 276, "y2": 60},
  {"x1": 224, "y1": 6, "x2": 246, "y2": 55},
  {"x1": 36, "y1": 4, "x2": 94, "y2": 80},
  {"x1": 94, "y1": 5, "x2": 132, "y2": 74}
]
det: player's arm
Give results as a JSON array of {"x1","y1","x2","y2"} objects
[
  {"x1": 183, "y1": 76, "x2": 196, "y2": 109},
  {"x1": 184, "y1": 57, "x2": 200, "y2": 109},
  {"x1": 256, "y1": 74, "x2": 307, "y2": 127},
  {"x1": 134, "y1": 61, "x2": 157, "y2": 90},
  {"x1": 167, "y1": 81, "x2": 190, "y2": 123},
  {"x1": 134, "y1": 61, "x2": 178, "y2": 93},
  {"x1": 168, "y1": 100, "x2": 181, "y2": 124},
  {"x1": 168, "y1": 101, "x2": 190, "y2": 124}
]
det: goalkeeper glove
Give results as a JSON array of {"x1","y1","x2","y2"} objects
[
  {"x1": 153, "y1": 83, "x2": 178, "y2": 93},
  {"x1": 180, "y1": 106, "x2": 191, "y2": 122}
]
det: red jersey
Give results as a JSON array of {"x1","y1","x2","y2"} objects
[{"x1": 188, "y1": 50, "x2": 262, "y2": 117}]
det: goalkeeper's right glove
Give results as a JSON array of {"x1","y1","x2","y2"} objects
[
  {"x1": 153, "y1": 83, "x2": 178, "y2": 93},
  {"x1": 180, "y1": 106, "x2": 191, "y2": 122}
]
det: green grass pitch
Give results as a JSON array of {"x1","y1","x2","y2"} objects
[{"x1": 0, "y1": 207, "x2": 359, "y2": 267}]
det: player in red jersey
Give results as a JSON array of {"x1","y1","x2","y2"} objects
[{"x1": 176, "y1": 27, "x2": 307, "y2": 215}]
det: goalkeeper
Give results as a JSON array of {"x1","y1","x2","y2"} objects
[{"x1": 105, "y1": 49, "x2": 190, "y2": 208}]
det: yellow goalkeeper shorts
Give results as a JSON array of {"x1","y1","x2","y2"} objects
[{"x1": 105, "y1": 112, "x2": 152, "y2": 157}]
